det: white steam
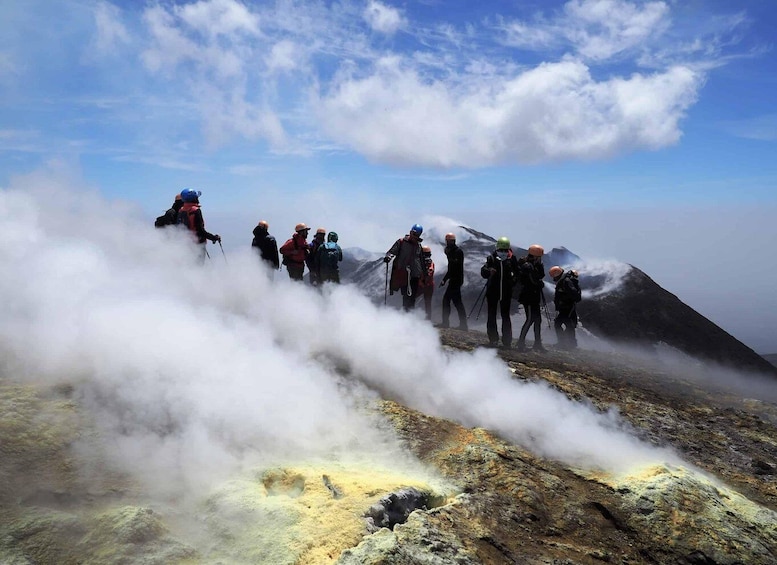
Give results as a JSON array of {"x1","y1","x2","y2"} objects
[{"x1": 1, "y1": 172, "x2": 681, "y2": 499}]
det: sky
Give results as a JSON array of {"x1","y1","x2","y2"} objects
[{"x1": 1, "y1": 0, "x2": 776, "y2": 352}]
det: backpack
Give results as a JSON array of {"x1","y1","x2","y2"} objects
[{"x1": 321, "y1": 242, "x2": 340, "y2": 271}]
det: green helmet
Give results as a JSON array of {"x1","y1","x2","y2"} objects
[
  {"x1": 327, "y1": 231, "x2": 338, "y2": 243},
  {"x1": 496, "y1": 237, "x2": 510, "y2": 250}
]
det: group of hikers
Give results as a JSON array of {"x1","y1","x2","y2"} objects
[
  {"x1": 156, "y1": 191, "x2": 582, "y2": 351},
  {"x1": 382, "y1": 224, "x2": 582, "y2": 352},
  {"x1": 155, "y1": 190, "x2": 344, "y2": 285}
]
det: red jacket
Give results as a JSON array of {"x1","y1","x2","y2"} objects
[
  {"x1": 280, "y1": 233, "x2": 309, "y2": 266},
  {"x1": 418, "y1": 259, "x2": 435, "y2": 290}
]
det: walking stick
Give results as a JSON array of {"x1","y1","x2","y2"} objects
[
  {"x1": 384, "y1": 261, "x2": 390, "y2": 306},
  {"x1": 540, "y1": 289, "x2": 552, "y2": 329},
  {"x1": 468, "y1": 281, "x2": 487, "y2": 319},
  {"x1": 218, "y1": 240, "x2": 227, "y2": 263}
]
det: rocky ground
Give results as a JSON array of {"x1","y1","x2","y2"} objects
[{"x1": 1, "y1": 328, "x2": 776, "y2": 564}]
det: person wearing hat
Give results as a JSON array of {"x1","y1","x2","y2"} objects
[
  {"x1": 307, "y1": 227, "x2": 327, "y2": 285},
  {"x1": 251, "y1": 220, "x2": 279, "y2": 271},
  {"x1": 279, "y1": 223, "x2": 311, "y2": 281},
  {"x1": 316, "y1": 231, "x2": 343, "y2": 284},
  {"x1": 418, "y1": 245, "x2": 436, "y2": 320},
  {"x1": 550, "y1": 266, "x2": 582, "y2": 350},
  {"x1": 480, "y1": 237, "x2": 519, "y2": 348},
  {"x1": 439, "y1": 232, "x2": 467, "y2": 330},
  {"x1": 176, "y1": 189, "x2": 221, "y2": 261},
  {"x1": 384, "y1": 224, "x2": 424, "y2": 311},
  {"x1": 516, "y1": 244, "x2": 546, "y2": 352}
]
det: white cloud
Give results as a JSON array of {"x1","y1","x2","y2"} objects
[
  {"x1": 266, "y1": 39, "x2": 300, "y2": 73},
  {"x1": 718, "y1": 113, "x2": 777, "y2": 141},
  {"x1": 176, "y1": 0, "x2": 260, "y2": 38},
  {"x1": 92, "y1": 1, "x2": 130, "y2": 54},
  {"x1": 317, "y1": 58, "x2": 702, "y2": 167},
  {"x1": 363, "y1": 1, "x2": 405, "y2": 35},
  {"x1": 564, "y1": 0, "x2": 670, "y2": 60},
  {"x1": 503, "y1": 0, "x2": 671, "y2": 61}
]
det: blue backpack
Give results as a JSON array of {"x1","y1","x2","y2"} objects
[{"x1": 321, "y1": 242, "x2": 341, "y2": 271}]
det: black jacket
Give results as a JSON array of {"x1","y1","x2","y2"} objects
[
  {"x1": 554, "y1": 272, "x2": 581, "y2": 310},
  {"x1": 442, "y1": 244, "x2": 464, "y2": 287},
  {"x1": 481, "y1": 250, "x2": 519, "y2": 298},
  {"x1": 517, "y1": 257, "x2": 545, "y2": 305},
  {"x1": 252, "y1": 227, "x2": 280, "y2": 269}
]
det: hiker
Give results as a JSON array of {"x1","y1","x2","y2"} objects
[
  {"x1": 176, "y1": 188, "x2": 221, "y2": 261},
  {"x1": 155, "y1": 193, "x2": 184, "y2": 228},
  {"x1": 384, "y1": 224, "x2": 424, "y2": 311},
  {"x1": 439, "y1": 232, "x2": 467, "y2": 330},
  {"x1": 251, "y1": 220, "x2": 279, "y2": 271},
  {"x1": 307, "y1": 228, "x2": 327, "y2": 285},
  {"x1": 418, "y1": 245, "x2": 435, "y2": 320},
  {"x1": 316, "y1": 231, "x2": 343, "y2": 284},
  {"x1": 279, "y1": 223, "x2": 310, "y2": 281},
  {"x1": 516, "y1": 245, "x2": 546, "y2": 352},
  {"x1": 550, "y1": 266, "x2": 582, "y2": 350},
  {"x1": 480, "y1": 237, "x2": 519, "y2": 348}
]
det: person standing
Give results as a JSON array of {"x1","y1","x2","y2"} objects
[
  {"x1": 176, "y1": 188, "x2": 221, "y2": 261},
  {"x1": 279, "y1": 223, "x2": 310, "y2": 281},
  {"x1": 251, "y1": 220, "x2": 279, "y2": 271},
  {"x1": 550, "y1": 266, "x2": 582, "y2": 350},
  {"x1": 155, "y1": 193, "x2": 183, "y2": 228},
  {"x1": 317, "y1": 231, "x2": 343, "y2": 284},
  {"x1": 308, "y1": 228, "x2": 327, "y2": 285},
  {"x1": 418, "y1": 245, "x2": 435, "y2": 320},
  {"x1": 516, "y1": 244, "x2": 546, "y2": 352},
  {"x1": 439, "y1": 232, "x2": 467, "y2": 330},
  {"x1": 480, "y1": 237, "x2": 519, "y2": 348},
  {"x1": 384, "y1": 224, "x2": 424, "y2": 311}
]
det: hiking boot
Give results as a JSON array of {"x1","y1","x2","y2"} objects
[
  {"x1": 487, "y1": 340, "x2": 499, "y2": 348},
  {"x1": 457, "y1": 323, "x2": 468, "y2": 331},
  {"x1": 514, "y1": 341, "x2": 526, "y2": 352},
  {"x1": 533, "y1": 343, "x2": 547, "y2": 353},
  {"x1": 500, "y1": 343, "x2": 511, "y2": 350},
  {"x1": 435, "y1": 322, "x2": 449, "y2": 329}
]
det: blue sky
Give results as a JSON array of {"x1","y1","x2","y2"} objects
[{"x1": 1, "y1": 0, "x2": 776, "y2": 353}]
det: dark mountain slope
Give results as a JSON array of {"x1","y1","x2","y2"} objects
[{"x1": 582, "y1": 265, "x2": 776, "y2": 374}]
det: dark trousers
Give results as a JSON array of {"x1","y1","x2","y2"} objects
[
  {"x1": 555, "y1": 306, "x2": 578, "y2": 349},
  {"x1": 421, "y1": 287, "x2": 434, "y2": 319},
  {"x1": 519, "y1": 302, "x2": 542, "y2": 344},
  {"x1": 442, "y1": 284, "x2": 467, "y2": 328},
  {"x1": 287, "y1": 264, "x2": 304, "y2": 281},
  {"x1": 486, "y1": 292, "x2": 512, "y2": 346},
  {"x1": 401, "y1": 278, "x2": 420, "y2": 311},
  {"x1": 320, "y1": 270, "x2": 340, "y2": 284}
]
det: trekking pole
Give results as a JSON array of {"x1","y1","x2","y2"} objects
[
  {"x1": 218, "y1": 240, "x2": 227, "y2": 264},
  {"x1": 204, "y1": 246, "x2": 211, "y2": 260},
  {"x1": 540, "y1": 290, "x2": 552, "y2": 329},
  {"x1": 384, "y1": 261, "x2": 390, "y2": 306},
  {"x1": 468, "y1": 281, "x2": 487, "y2": 319},
  {"x1": 475, "y1": 290, "x2": 487, "y2": 321}
]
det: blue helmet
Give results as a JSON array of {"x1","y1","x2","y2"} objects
[
  {"x1": 180, "y1": 188, "x2": 202, "y2": 203},
  {"x1": 410, "y1": 224, "x2": 423, "y2": 236}
]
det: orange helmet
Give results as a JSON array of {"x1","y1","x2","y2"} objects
[
  {"x1": 295, "y1": 223, "x2": 309, "y2": 233},
  {"x1": 422, "y1": 245, "x2": 431, "y2": 253},
  {"x1": 316, "y1": 227, "x2": 326, "y2": 235},
  {"x1": 444, "y1": 232, "x2": 456, "y2": 242},
  {"x1": 257, "y1": 220, "x2": 269, "y2": 230},
  {"x1": 549, "y1": 266, "x2": 564, "y2": 279},
  {"x1": 528, "y1": 244, "x2": 544, "y2": 257}
]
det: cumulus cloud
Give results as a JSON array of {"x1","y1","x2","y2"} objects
[
  {"x1": 0, "y1": 171, "x2": 683, "y2": 501},
  {"x1": 317, "y1": 58, "x2": 702, "y2": 166},
  {"x1": 364, "y1": 1, "x2": 405, "y2": 35},
  {"x1": 15, "y1": 0, "x2": 750, "y2": 165}
]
